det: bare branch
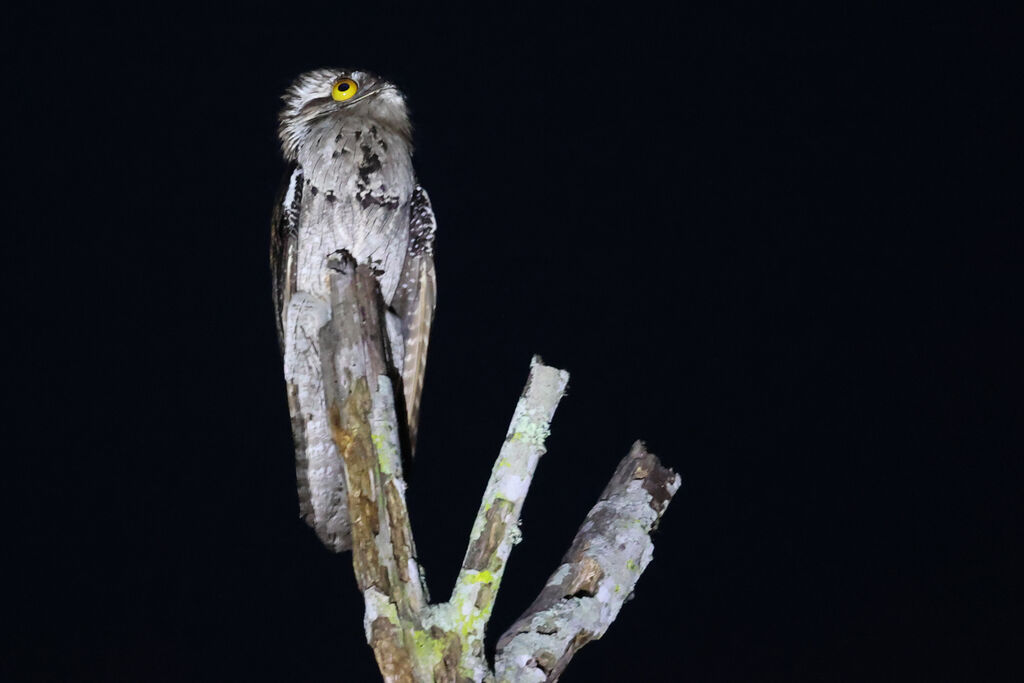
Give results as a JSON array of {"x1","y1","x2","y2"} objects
[
  {"x1": 320, "y1": 252, "x2": 427, "y2": 679},
  {"x1": 306, "y1": 256, "x2": 678, "y2": 682},
  {"x1": 493, "y1": 442, "x2": 681, "y2": 682},
  {"x1": 443, "y1": 357, "x2": 569, "y2": 678}
]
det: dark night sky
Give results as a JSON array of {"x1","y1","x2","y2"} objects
[{"x1": 5, "y1": 5, "x2": 1021, "y2": 682}]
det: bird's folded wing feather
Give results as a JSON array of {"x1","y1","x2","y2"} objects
[
  {"x1": 270, "y1": 163, "x2": 331, "y2": 541},
  {"x1": 390, "y1": 185, "x2": 438, "y2": 453},
  {"x1": 270, "y1": 163, "x2": 303, "y2": 349}
]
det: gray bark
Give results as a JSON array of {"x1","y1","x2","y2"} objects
[
  {"x1": 308, "y1": 250, "x2": 680, "y2": 682},
  {"x1": 494, "y1": 442, "x2": 680, "y2": 682}
]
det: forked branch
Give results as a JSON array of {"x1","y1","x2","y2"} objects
[{"x1": 315, "y1": 251, "x2": 680, "y2": 682}]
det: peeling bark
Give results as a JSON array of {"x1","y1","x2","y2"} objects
[
  {"x1": 370, "y1": 615, "x2": 417, "y2": 683},
  {"x1": 494, "y1": 442, "x2": 681, "y2": 682},
  {"x1": 299, "y1": 251, "x2": 680, "y2": 682},
  {"x1": 448, "y1": 358, "x2": 570, "y2": 679},
  {"x1": 320, "y1": 253, "x2": 426, "y2": 680}
]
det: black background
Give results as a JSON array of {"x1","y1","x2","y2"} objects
[{"x1": 5, "y1": 5, "x2": 1021, "y2": 681}]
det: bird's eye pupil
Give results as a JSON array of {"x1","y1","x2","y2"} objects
[{"x1": 338, "y1": 82, "x2": 350, "y2": 91}]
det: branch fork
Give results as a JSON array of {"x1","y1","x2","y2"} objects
[{"x1": 315, "y1": 254, "x2": 680, "y2": 682}]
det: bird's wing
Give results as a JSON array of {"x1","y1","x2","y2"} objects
[
  {"x1": 269, "y1": 163, "x2": 303, "y2": 351},
  {"x1": 391, "y1": 185, "x2": 438, "y2": 453},
  {"x1": 271, "y1": 163, "x2": 331, "y2": 543}
]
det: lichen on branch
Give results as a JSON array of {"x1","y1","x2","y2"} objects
[
  {"x1": 311, "y1": 252, "x2": 680, "y2": 682},
  {"x1": 493, "y1": 442, "x2": 680, "y2": 682}
]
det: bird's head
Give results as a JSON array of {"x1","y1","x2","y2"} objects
[{"x1": 277, "y1": 68, "x2": 410, "y2": 160}]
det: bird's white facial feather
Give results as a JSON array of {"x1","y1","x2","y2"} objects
[{"x1": 277, "y1": 68, "x2": 410, "y2": 160}]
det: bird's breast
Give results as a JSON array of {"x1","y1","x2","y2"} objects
[{"x1": 295, "y1": 118, "x2": 415, "y2": 303}]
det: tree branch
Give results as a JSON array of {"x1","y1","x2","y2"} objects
[
  {"x1": 493, "y1": 442, "x2": 681, "y2": 682},
  {"x1": 445, "y1": 357, "x2": 570, "y2": 679},
  {"x1": 307, "y1": 253, "x2": 679, "y2": 682},
  {"x1": 320, "y1": 252, "x2": 427, "y2": 679}
]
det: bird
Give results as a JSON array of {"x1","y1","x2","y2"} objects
[{"x1": 270, "y1": 68, "x2": 437, "y2": 552}]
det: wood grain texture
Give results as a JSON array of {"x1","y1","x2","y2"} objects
[
  {"x1": 494, "y1": 442, "x2": 681, "y2": 682},
  {"x1": 304, "y1": 265, "x2": 678, "y2": 681}
]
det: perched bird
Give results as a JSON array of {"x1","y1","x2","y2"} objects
[{"x1": 271, "y1": 68, "x2": 437, "y2": 552}]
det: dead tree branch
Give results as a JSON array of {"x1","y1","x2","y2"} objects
[
  {"x1": 310, "y1": 250, "x2": 680, "y2": 682},
  {"x1": 447, "y1": 358, "x2": 569, "y2": 679},
  {"x1": 493, "y1": 442, "x2": 680, "y2": 681},
  {"x1": 320, "y1": 253, "x2": 427, "y2": 679}
]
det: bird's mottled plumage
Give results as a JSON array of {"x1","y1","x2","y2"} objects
[{"x1": 271, "y1": 68, "x2": 437, "y2": 552}]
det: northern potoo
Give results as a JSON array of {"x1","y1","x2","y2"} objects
[{"x1": 271, "y1": 69, "x2": 437, "y2": 552}]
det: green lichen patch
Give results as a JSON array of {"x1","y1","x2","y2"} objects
[
  {"x1": 371, "y1": 432, "x2": 396, "y2": 474},
  {"x1": 465, "y1": 569, "x2": 494, "y2": 584},
  {"x1": 510, "y1": 413, "x2": 551, "y2": 446}
]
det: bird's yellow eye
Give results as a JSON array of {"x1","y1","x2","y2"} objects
[{"x1": 332, "y1": 78, "x2": 358, "y2": 101}]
